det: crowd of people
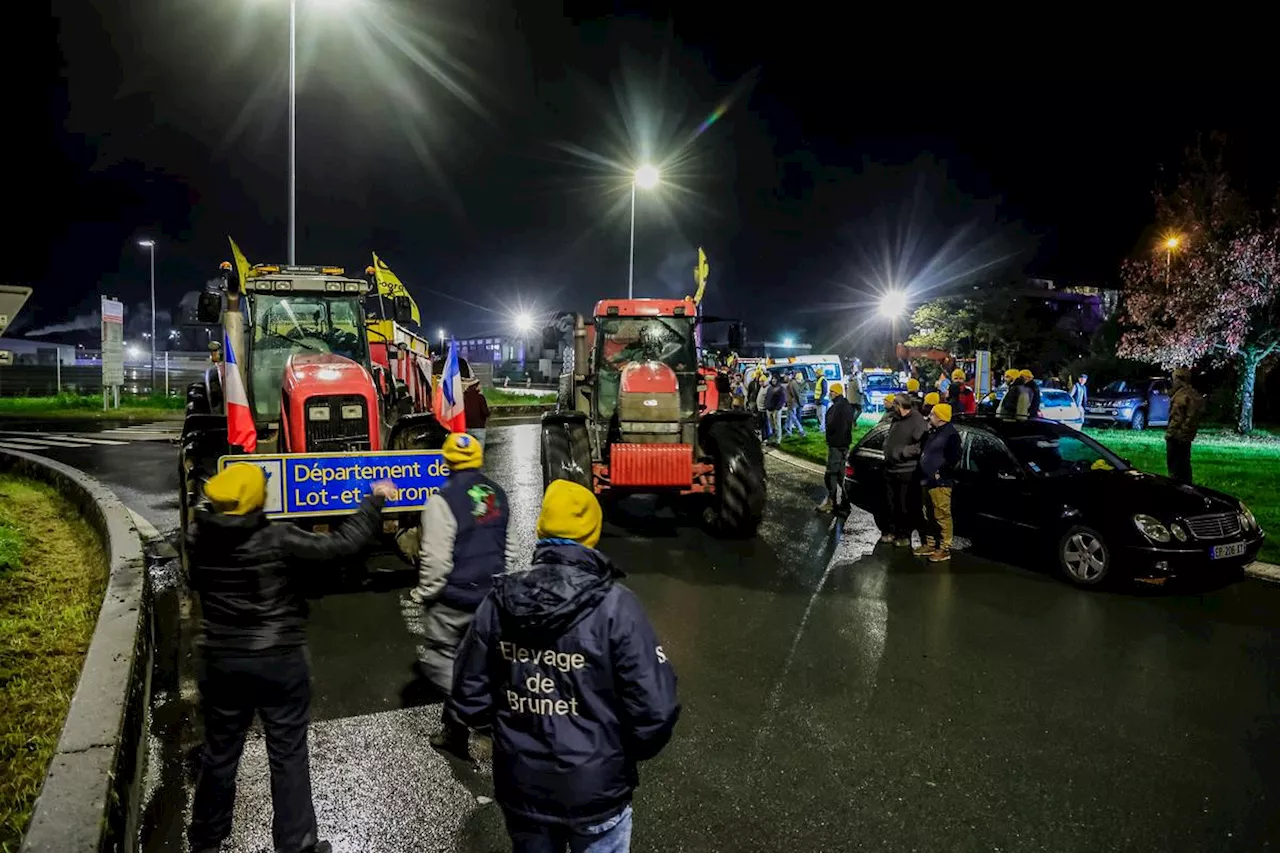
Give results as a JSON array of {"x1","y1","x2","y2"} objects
[{"x1": 185, "y1": 433, "x2": 680, "y2": 853}]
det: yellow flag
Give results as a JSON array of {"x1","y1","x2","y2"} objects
[
  {"x1": 693, "y1": 247, "x2": 710, "y2": 304},
  {"x1": 371, "y1": 253, "x2": 421, "y2": 324},
  {"x1": 228, "y1": 236, "x2": 252, "y2": 290}
]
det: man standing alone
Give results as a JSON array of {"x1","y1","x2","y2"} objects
[
  {"x1": 817, "y1": 382, "x2": 855, "y2": 513},
  {"x1": 1165, "y1": 368, "x2": 1205, "y2": 485}
]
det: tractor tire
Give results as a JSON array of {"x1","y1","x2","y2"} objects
[
  {"x1": 541, "y1": 416, "x2": 592, "y2": 491},
  {"x1": 706, "y1": 418, "x2": 766, "y2": 538},
  {"x1": 177, "y1": 455, "x2": 211, "y2": 572}
]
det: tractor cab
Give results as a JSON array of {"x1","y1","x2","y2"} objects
[{"x1": 592, "y1": 299, "x2": 700, "y2": 434}]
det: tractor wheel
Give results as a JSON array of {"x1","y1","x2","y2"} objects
[
  {"x1": 707, "y1": 418, "x2": 766, "y2": 537},
  {"x1": 541, "y1": 417, "x2": 592, "y2": 491},
  {"x1": 177, "y1": 455, "x2": 210, "y2": 572}
]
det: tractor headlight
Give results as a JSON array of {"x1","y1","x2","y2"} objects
[
  {"x1": 341, "y1": 404, "x2": 363, "y2": 420},
  {"x1": 308, "y1": 406, "x2": 331, "y2": 422},
  {"x1": 1132, "y1": 513, "x2": 1171, "y2": 543}
]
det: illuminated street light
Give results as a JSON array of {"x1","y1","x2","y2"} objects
[
  {"x1": 1163, "y1": 234, "x2": 1183, "y2": 284},
  {"x1": 513, "y1": 313, "x2": 534, "y2": 334},
  {"x1": 138, "y1": 239, "x2": 156, "y2": 391},
  {"x1": 878, "y1": 290, "x2": 908, "y2": 318},
  {"x1": 781, "y1": 336, "x2": 795, "y2": 348},
  {"x1": 628, "y1": 165, "x2": 661, "y2": 299},
  {"x1": 1165, "y1": 236, "x2": 1180, "y2": 250}
]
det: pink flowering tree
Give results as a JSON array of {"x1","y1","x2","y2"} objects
[{"x1": 1118, "y1": 142, "x2": 1280, "y2": 433}]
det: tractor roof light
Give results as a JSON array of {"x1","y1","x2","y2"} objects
[
  {"x1": 325, "y1": 281, "x2": 343, "y2": 292},
  {"x1": 344, "y1": 282, "x2": 361, "y2": 292},
  {"x1": 321, "y1": 266, "x2": 345, "y2": 276}
]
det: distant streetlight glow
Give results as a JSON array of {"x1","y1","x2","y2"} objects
[
  {"x1": 628, "y1": 165, "x2": 662, "y2": 299},
  {"x1": 513, "y1": 313, "x2": 534, "y2": 334},
  {"x1": 879, "y1": 290, "x2": 908, "y2": 318},
  {"x1": 1165, "y1": 236, "x2": 1180, "y2": 250},
  {"x1": 781, "y1": 336, "x2": 795, "y2": 348},
  {"x1": 634, "y1": 165, "x2": 660, "y2": 190}
]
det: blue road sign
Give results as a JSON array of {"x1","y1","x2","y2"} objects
[{"x1": 217, "y1": 450, "x2": 449, "y2": 518}]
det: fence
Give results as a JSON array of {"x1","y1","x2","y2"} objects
[{"x1": 0, "y1": 356, "x2": 210, "y2": 397}]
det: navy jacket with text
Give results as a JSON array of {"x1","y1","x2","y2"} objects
[{"x1": 448, "y1": 540, "x2": 680, "y2": 826}]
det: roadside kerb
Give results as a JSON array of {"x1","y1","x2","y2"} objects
[
  {"x1": 764, "y1": 445, "x2": 1279, "y2": 584},
  {"x1": 0, "y1": 449, "x2": 152, "y2": 853}
]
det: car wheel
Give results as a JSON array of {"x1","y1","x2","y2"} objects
[
  {"x1": 1058, "y1": 524, "x2": 1112, "y2": 587},
  {"x1": 1129, "y1": 409, "x2": 1146, "y2": 431}
]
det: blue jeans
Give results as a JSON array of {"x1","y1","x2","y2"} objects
[
  {"x1": 506, "y1": 806, "x2": 633, "y2": 853},
  {"x1": 817, "y1": 398, "x2": 830, "y2": 431},
  {"x1": 785, "y1": 406, "x2": 805, "y2": 435}
]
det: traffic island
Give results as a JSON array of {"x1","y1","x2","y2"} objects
[{"x1": 0, "y1": 450, "x2": 150, "y2": 853}]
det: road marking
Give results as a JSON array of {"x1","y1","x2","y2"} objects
[
  {"x1": 0, "y1": 441, "x2": 52, "y2": 451},
  {"x1": 47, "y1": 434, "x2": 129, "y2": 446},
  {"x1": 0, "y1": 434, "x2": 94, "y2": 448}
]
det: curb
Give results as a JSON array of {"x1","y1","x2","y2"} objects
[
  {"x1": 764, "y1": 446, "x2": 1280, "y2": 585},
  {"x1": 489, "y1": 403, "x2": 556, "y2": 417},
  {"x1": 0, "y1": 449, "x2": 152, "y2": 853}
]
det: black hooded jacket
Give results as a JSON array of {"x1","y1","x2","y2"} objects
[
  {"x1": 449, "y1": 540, "x2": 680, "y2": 826},
  {"x1": 188, "y1": 495, "x2": 384, "y2": 652}
]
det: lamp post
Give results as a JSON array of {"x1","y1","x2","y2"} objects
[
  {"x1": 629, "y1": 165, "x2": 660, "y2": 299},
  {"x1": 1164, "y1": 235, "x2": 1179, "y2": 284},
  {"x1": 288, "y1": 0, "x2": 297, "y2": 264},
  {"x1": 878, "y1": 290, "x2": 907, "y2": 367},
  {"x1": 138, "y1": 239, "x2": 156, "y2": 391}
]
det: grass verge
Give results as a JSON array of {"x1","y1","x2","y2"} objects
[
  {"x1": 777, "y1": 419, "x2": 1279, "y2": 564},
  {"x1": 485, "y1": 388, "x2": 554, "y2": 407},
  {"x1": 0, "y1": 474, "x2": 108, "y2": 851},
  {"x1": 0, "y1": 393, "x2": 183, "y2": 420}
]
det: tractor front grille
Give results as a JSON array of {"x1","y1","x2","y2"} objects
[{"x1": 303, "y1": 394, "x2": 371, "y2": 452}]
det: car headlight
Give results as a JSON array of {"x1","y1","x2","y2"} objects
[
  {"x1": 1133, "y1": 514, "x2": 1171, "y2": 543},
  {"x1": 1239, "y1": 503, "x2": 1258, "y2": 532},
  {"x1": 1170, "y1": 522, "x2": 1189, "y2": 542}
]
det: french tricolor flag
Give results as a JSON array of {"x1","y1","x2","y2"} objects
[
  {"x1": 224, "y1": 329, "x2": 257, "y2": 453},
  {"x1": 433, "y1": 339, "x2": 467, "y2": 433}
]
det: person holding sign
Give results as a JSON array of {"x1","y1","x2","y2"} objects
[
  {"x1": 411, "y1": 432, "x2": 515, "y2": 756},
  {"x1": 187, "y1": 464, "x2": 394, "y2": 853},
  {"x1": 448, "y1": 479, "x2": 680, "y2": 853}
]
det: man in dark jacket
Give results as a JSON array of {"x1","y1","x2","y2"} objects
[
  {"x1": 413, "y1": 432, "x2": 516, "y2": 755},
  {"x1": 915, "y1": 403, "x2": 961, "y2": 562},
  {"x1": 463, "y1": 377, "x2": 491, "y2": 446},
  {"x1": 764, "y1": 375, "x2": 787, "y2": 445},
  {"x1": 1165, "y1": 368, "x2": 1205, "y2": 484},
  {"x1": 881, "y1": 395, "x2": 928, "y2": 546},
  {"x1": 187, "y1": 464, "x2": 394, "y2": 853},
  {"x1": 449, "y1": 479, "x2": 680, "y2": 853},
  {"x1": 1021, "y1": 369, "x2": 1041, "y2": 419},
  {"x1": 998, "y1": 369, "x2": 1030, "y2": 420},
  {"x1": 817, "y1": 382, "x2": 856, "y2": 513}
]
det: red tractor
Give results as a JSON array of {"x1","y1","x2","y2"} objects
[{"x1": 541, "y1": 297, "x2": 766, "y2": 537}]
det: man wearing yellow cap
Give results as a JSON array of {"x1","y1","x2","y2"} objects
[
  {"x1": 817, "y1": 381, "x2": 856, "y2": 513},
  {"x1": 916, "y1": 402, "x2": 960, "y2": 561},
  {"x1": 1020, "y1": 368, "x2": 1041, "y2": 419},
  {"x1": 449, "y1": 479, "x2": 679, "y2": 852},
  {"x1": 188, "y1": 463, "x2": 394, "y2": 853},
  {"x1": 412, "y1": 432, "x2": 514, "y2": 756},
  {"x1": 997, "y1": 368, "x2": 1031, "y2": 420}
]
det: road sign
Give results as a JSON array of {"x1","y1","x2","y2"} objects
[
  {"x1": 216, "y1": 450, "x2": 449, "y2": 518},
  {"x1": 101, "y1": 297, "x2": 124, "y2": 387},
  {"x1": 0, "y1": 351, "x2": 11, "y2": 366}
]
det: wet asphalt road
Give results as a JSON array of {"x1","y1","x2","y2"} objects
[{"x1": 7, "y1": 418, "x2": 1280, "y2": 852}]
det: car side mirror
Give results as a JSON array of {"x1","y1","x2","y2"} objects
[
  {"x1": 392, "y1": 295, "x2": 413, "y2": 325},
  {"x1": 197, "y1": 291, "x2": 222, "y2": 324}
]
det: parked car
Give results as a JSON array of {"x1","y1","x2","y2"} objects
[
  {"x1": 862, "y1": 369, "x2": 905, "y2": 412},
  {"x1": 1083, "y1": 377, "x2": 1171, "y2": 430},
  {"x1": 976, "y1": 385, "x2": 1084, "y2": 429},
  {"x1": 837, "y1": 415, "x2": 1263, "y2": 587}
]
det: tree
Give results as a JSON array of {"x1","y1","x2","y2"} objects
[{"x1": 1117, "y1": 139, "x2": 1280, "y2": 433}]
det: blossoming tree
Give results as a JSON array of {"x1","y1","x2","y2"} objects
[{"x1": 1118, "y1": 142, "x2": 1280, "y2": 433}]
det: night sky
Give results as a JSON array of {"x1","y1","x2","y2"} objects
[{"x1": 11, "y1": 2, "x2": 1271, "y2": 348}]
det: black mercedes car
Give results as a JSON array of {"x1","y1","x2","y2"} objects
[{"x1": 839, "y1": 415, "x2": 1264, "y2": 587}]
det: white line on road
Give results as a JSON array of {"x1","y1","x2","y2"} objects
[
  {"x1": 48, "y1": 434, "x2": 130, "y2": 446},
  {"x1": 0, "y1": 441, "x2": 54, "y2": 451}
]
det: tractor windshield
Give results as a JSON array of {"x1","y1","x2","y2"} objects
[
  {"x1": 247, "y1": 294, "x2": 369, "y2": 419},
  {"x1": 595, "y1": 316, "x2": 697, "y2": 417}
]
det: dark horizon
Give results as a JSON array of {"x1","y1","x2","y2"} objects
[{"x1": 12, "y1": 3, "x2": 1277, "y2": 349}]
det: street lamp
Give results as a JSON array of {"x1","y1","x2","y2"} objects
[
  {"x1": 138, "y1": 239, "x2": 156, "y2": 391},
  {"x1": 513, "y1": 313, "x2": 534, "y2": 334},
  {"x1": 781, "y1": 336, "x2": 795, "y2": 348},
  {"x1": 878, "y1": 290, "x2": 907, "y2": 318},
  {"x1": 1163, "y1": 235, "x2": 1181, "y2": 284},
  {"x1": 629, "y1": 165, "x2": 660, "y2": 299}
]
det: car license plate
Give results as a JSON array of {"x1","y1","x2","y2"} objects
[
  {"x1": 1087, "y1": 407, "x2": 1106, "y2": 414},
  {"x1": 1211, "y1": 542, "x2": 1247, "y2": 560}
]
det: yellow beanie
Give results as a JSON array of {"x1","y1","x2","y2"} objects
[
  {"x1": 932, "y1": 402, "x2": 953, "y2": 422},
  {"x1": 204, "y1": 463, "x2": 267, "y2": 515},
  {"x1": 1004, "y1": 368, "x2": 1020, "y2": 382},
  {"x1": 951, "y1": 368, "x2": 966, "y2": 381},
  {"x1": 829, "y1": 381, "x2": 844, "y2": 397},
  {"x1": 924, "y1": 391, "x2": 940, "y2": 406},
  {"x1": 443, "y1": 432, "x2": 483, "y2": 471},
  {"x1": 906, "y1": 378, "x2": 920, "y2": 392},
  {"x1": 537, "y1": 480, "x2": 603, "y2": 549},
  {"x1": 1019, "y1": 369, "x2": 1034, "y2": 381}
]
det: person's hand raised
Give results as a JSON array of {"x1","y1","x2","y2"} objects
[{"x1": 371, "y1": 480, "x2": 397, "y2": 500}]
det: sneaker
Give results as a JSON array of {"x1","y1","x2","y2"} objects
[
  {"x1": 879, "y1": 533, "x2": 896, "y2": 544},
  {"x1": 430, "y1": 726, "x2": 471, "y2": 761},
  {"x1": 928, "y1": 549, "x2": 952, "y2": 562},
  {"x1": 816, "y1": 499, "x2": 833, "y2": 513},
  {"x1": 912, "y1": 544, "x2": 935, "y2": 556}
]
